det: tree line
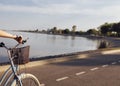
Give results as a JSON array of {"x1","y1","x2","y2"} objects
[
  {"x1": 21, "y1": 21, "x2": 120, "y2": 37},
  {"x1": 99, "y1": 22, "x2": 120, "y2": 37},
  {"x1": 87, "y1": 22, "x2": 120, "y2": 37},
  {"x1": 45, "y1": 22, "x2": 120, "y2": 37}
]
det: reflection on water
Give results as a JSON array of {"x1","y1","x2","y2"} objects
[{"x1": 0, "y1": 31, "x2": 99, "y2": 63}]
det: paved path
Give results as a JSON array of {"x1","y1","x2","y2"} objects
[
  {"x1": 25, "y1": 49, "x2": 120, "y2": 86},
  {"x1": 1, "y1": 49, "x2": 120, "y2": 86}
]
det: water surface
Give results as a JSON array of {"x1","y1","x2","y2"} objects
[{"x1": 0, "y1": 31, "x2": 99, "y2": 63}]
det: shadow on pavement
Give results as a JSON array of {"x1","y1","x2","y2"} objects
[{"x1": 50, "y1": 54, "x2": 120, "y2": 66}]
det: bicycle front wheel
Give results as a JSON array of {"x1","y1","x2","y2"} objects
[{"x1": 11, "y1": 73, "x2": 41, "y2": 86}]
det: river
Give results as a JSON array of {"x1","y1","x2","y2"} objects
[{"x1": 0, "y1": 31, "x2": 99, "y2": 63}]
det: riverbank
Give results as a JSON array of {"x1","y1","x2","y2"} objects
[
  {"x1": 1, "y1": 47, "x2": 120, "y2": 72},
  {"x1": 0, "y1": 35, "x2": 120, "y2": 65},
  {"x1": 19, "y1": 36, "x2": 120, "y2": 63}
]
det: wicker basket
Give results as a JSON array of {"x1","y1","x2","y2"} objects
[{"x1": 10, "y1": 46, "x2": 30, "y2": 64}]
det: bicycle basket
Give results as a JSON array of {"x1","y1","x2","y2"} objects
[{"x1": 10, "y1": 46, "x2": 30, "y2": 64}]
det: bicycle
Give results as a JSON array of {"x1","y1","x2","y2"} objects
[{"x1": 0, "y1": 39, "x2": 42, "y2": 86}]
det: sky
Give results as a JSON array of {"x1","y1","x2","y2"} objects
[{"x1": 0, "y1": 0, "x2": 120, "y2": 31}]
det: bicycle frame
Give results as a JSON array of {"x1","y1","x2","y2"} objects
[{"x1": 0, "y1": 46, "x2": 23, "y2": 86}]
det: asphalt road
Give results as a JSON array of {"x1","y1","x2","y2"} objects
[{"x1": 25, "y1": 51, "x2": 120, "y2": 86}]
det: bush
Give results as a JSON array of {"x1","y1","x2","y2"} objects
[{"x1": 98, "y1": 40, "x2": 109, "y2": 49}]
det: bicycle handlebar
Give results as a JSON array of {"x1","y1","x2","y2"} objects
[{"x1": 0, "y1": 38, "x2": 29, "y2": 49}]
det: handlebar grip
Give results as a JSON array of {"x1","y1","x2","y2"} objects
[
  {"x1": 0, "y1": 42, "x2": 5, "y2": 47},
  {"x1": 22, "y1": 38, "x2": 29, "y2": 44},
  {"x1": 22, "y1": 40, "x2": 27, "y2": 44}
]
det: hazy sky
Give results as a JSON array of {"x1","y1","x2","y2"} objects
[{"x1": 0, "y1": 0, "x2": 120, "y2": 31}]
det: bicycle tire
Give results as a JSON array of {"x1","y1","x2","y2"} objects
[{"x1": 11, "y1": 73, "x2": 41, "y2": 86}]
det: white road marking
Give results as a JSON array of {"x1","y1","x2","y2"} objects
[
  {"x1": 76, "y1": 71, "x2": 86, "y2": 76},
  {"x1": 90, "y1": 67, "x2": 99, "y2": 71},
  {"x1": 56, "y1": 61, "x2": 118, "y2": 82},
  {"x1": 102, "y1": 64, "x2": 109, "y2": 67},
  {"x1": 111, "y1": 62, "x2": 117, "y2": 65},
  {"x1": 56, "y1": 76, "x2": 69, "y2": 82}
]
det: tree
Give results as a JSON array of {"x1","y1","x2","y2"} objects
[
  {"x1": 72, "y1": 25, "x2": 77, "y2": 34},
  {"x1": 52, "y1": 27, "x2": 57, "y2": 34},
  {"x1": 112, "y1": 22, "x2": 120, "y2": 36},
  {"x1": 63, "y1": 29, "x2": 70, "y2": 34},
  {"x1": 87, "y1": 29, "x2": 98, "y2": 35},
  {"x1": 79, "y1": 31, "x2": 86, "y2": 35},
  {"x1": 57, "y1": 29, "x2": 63, "y2": 34},
  {"x1": 100, "y1": 23, "x2": 113, "y2": 36}
]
